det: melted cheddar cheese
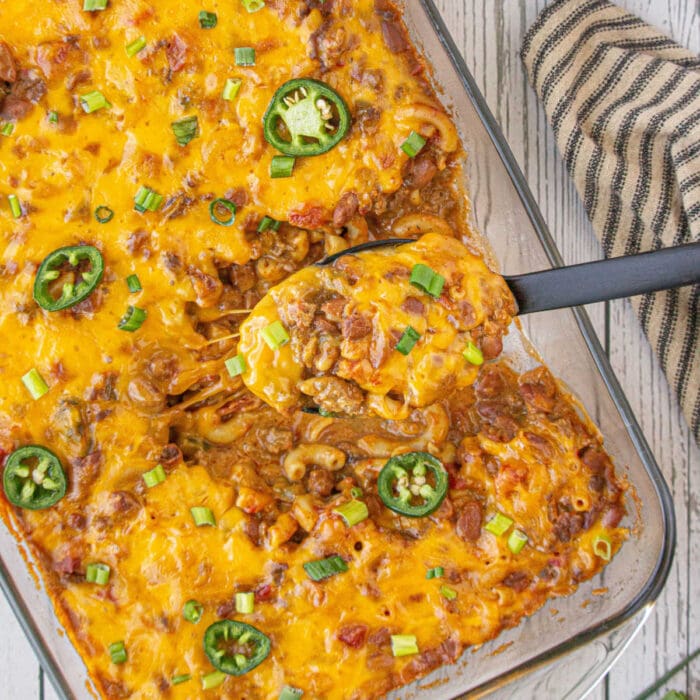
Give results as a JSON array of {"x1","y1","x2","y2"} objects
[{"x1": 0, "y1": 2, "x2": 627, "y2": 699}]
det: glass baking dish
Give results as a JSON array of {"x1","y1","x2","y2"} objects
[{"x1": 0, "y1": 1, "x2": 676, "y2": 698}]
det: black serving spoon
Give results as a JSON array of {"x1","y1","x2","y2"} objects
[{"x1": 318, "y1": 238, "x2": 700, "y2": 315}]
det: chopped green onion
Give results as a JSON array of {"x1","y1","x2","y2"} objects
[
  {"x1": 21, "y1": 368, "x2": 49, "y2": 400},
  {"x1": 133, "y1": 185, "x2": 164, "y2": 212},
  {"x1": 507, "y1": 528, "x2": 528, "y2": 554},
  {"x1": 172, "y1": 674, "x2": 192, "y2": 685},
  {"x1": 108, "y1": 641, "x2": 127, "y2": 664},
  {"x1": 484, "y1": 511, "x2": 514, "y2": 537},
  {"x1": 333, "y1": 500, "x2": 369, "y2": 527},
  {"x1": 261, "y1": 320, "x2": 289, "y2": 350},
  {"x1": 1, "y1": 123, "x2": 14, "y2": 136},
  {"x1": 8, "y1": 194, "x2": 21, "y2": 219},
  {"x1": 279, "y1": 687, "x2": 303, "y2": 700},
  {"x1": 80, "y1": 90, "x2": 110, "y2": 113},
  {"x1": 117, "y1": 305, "x2": 147, "y2": 332},
  {"x1": 94, "y1": 205, "x2": 114, "y2": 223},
  {"x1": 125, "y1": 36, "x2": 147, "y2": 57},
  {"x1": 198, "y1": 10, "x2": 218, "y2": 28},
  {"x1": 391, "y1": 634, "x2": 419, "y2": 657},
  {"x1": 143, "y1": 464, "x2": 166, "y2": 488},
  {"x1": 440, "y1": 585, "x2": 457, "y2": 600},
  {"x1": 318, "y1": 408, "x2": 336, "y2": 418},
  {"x1": 84, "y1": 0, "x2": 108, "y2": 10},
  {"x1": 303, "y1": 555, "x2": 348, "y2": 581},
  {"x1": 126, "y1": 274, "x2": 142, "y2": 293},
  {"x1": 201, "y1": 671, "x2": 226, "y2": 690},
  {"x1": 190, "y1": 506, "x2": 216, "y2": 527},
  {"x1": 242, "y1": 0, "x2": 265, "y2": 12},
  {"x1": 425, "y1": 566, "x2": 444, "y2": 580},
  {"x1": 410, "y1": 263, "x2": 445, "y2": 298},
  {"x1": 48, "y1": 110, "x2": 59, "y2": 124},
  {"x1": 593, "y1": 534, "x2": 612, "y2": 561},
  {"x1": 234, "y1": 47, "x2": 256, "y2": 66},
  {"x1": 257, "y1": 215, "x2": 280, "y2": 232},
  {"x1": 235, "y1": 591, "x2": 255, "y2": 614},
  {"x1": 395, "y1": 326, "x2": 420, "y2": 355},
  {"x1": 85, "y1": 562, "x2": 111, "y2": 585},
  {"x1": 350, "y1": 487, "x2": 363, "y2": 499},
  {"x1": 209, "y1": 198, "x2": 236, "y2": 226},
  {"x1": 463, "y1": 341, "x2": 484, "y2": 366},
  {"x1": 270, "y1": 155, "x2": 295, "y2": 178},
  {"x1": 171, "y1": 115, "x2": 199, "y2": 147},
  {"x1": 222, "y1": 78, "x2": 242, "y2": 101},
  {"x1": 225, "y1": 354, "x2": 246, "y2": 378},
  {"x1": 183, "y1": 599, "x2": 203, "y2": 623},
  {"x1": 401, "y1": 131, "x2": 426, "y2": 158}
]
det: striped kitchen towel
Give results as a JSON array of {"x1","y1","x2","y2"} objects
[{"x1": 521, "y1": 0, "x2": 700, "y2": 445}]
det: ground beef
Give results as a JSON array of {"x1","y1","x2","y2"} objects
[
  {"x1": 307, "y1": 467, "x2": 335, "y2": 497},
  {"x1": 342, "y1": 312, "x2": 372, "y2": 340},
  {"x1": 455, "y1": 500, "x2": 482, "y2": 542},
  {"x1": 302, "y1": 376, "x2": 364, "y2": 415}
]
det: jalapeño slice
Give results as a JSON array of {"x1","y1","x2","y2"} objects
[
  {"x1": 3, "y1": 446, "x2": 67, "y2": 510},
  {"x1": 263, "y1": 78, "x2": 351, "y2": 157},
  {"x1": 203, "y1": 620, "x2": 271, "y2": 676},
  {"x1": 377, "y1": 452, "x2": 447, "y2": 518},
  {"x1": 33, "y1": 245, "x2": 104, "y2": 311}
]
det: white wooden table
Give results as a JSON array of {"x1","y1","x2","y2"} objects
[{"x1": 1, "y1": 1, "x2": 697, "y2": 698}]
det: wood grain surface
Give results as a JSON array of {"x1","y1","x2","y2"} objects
[{"x1": 1, "y1": 1, "x2": 697, "y2": 698}]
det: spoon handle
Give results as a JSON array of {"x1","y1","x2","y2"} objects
[{"x1": 506, "y1": 241, "x2": 700, "y2": 315}]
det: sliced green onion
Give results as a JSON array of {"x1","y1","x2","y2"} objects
[
  {"x1": 257, "y1": 215, "x2": 281, "y2": 232},
  {"x1": 463, "y1": 341, "x2": 484, "y2": 366},
  {"x1": 209, "y1": 198, "x2": 236, "y2": 226},
  {"x1": 21, "y1": 368, "x2": 49, "y2": 400},
  {"x1": 94, "y1": 205, "x2": 114, "y2": 223},
  {"x1": 242, "y1": 0, "x2": 265, "y2": 12},
  {"x1": 222, "y1": 78, "x2": 242, "y2": 101},
  {"x1": 507, "y1": 528, "x2": 528, "y2": 554},
  {"x1": 235, "y1": 591, "x2": 255, "y2": 614},
  {"x1": 395, "y1": 326, "x2": 420, "y2": 355},
  {"x1": 172, "y1": 674, "x2": 192, "y2": 685},
  {"x1": 350, "y1": 486, "x2": 363, "y2": 499},
  {"x1": 279, "y1": 687, "x2": 303, "y2": 700},
  {"x1": 1, "y1": 123, "x2": 14, "y2": 136},
  {"x1": 234, "y1": 47, "x2": 255, "y2": 66},
  {"x1": 484, "y1": 511, "x2": 514, "y2": 537},
  {"x1": 108, "y1": 641, "x2": 127, "y2": 664},
  {"x1": 391, "y1": 634, "x2": 419, "y2": 657},
  {"x1": 201, "y1": 671, "x2": 226, "y2": 690},
  {"x1": 125, "y1": 36, "x2": 147, "y2": 57},
  {"x1": 401, "y1": 131, "x2": 426, "y2": 158},
  {"x1": 425, "y1": 566, "x2": 444, "y2": 580},
  {"x1": 117, "y1": 305, "x2": 147, "y2": 332},
  {"x1": 261, "y1": 320, "x2": 289, "y2": 350},
  {"x1": 270, "y1": 155, "x2": 295, "y2": 178},
  {"x1": 198, "y1": 10, "x2": 218, "y2": 28},
  {"x1": 303, "y1": 555, "x2": 348, "y2": 581},
  {"x1": 190, "y1": 506, "x2": 216, "y2": 527},
  {"x1": 133, "y1": 185, "x2": 164, "y2": 212},
  {"x1": 593, "y1": 534, "x2": 612, "y2": 561},
  {"x1": 84, "y1": 0, "x2": 108, "y2": 10},
  {"x1": 440, "y1": 585, "x2": 457, "y2": 600},
  {"x1": 143, "y1": 464, "x2": 166, "y2": 488},
  {"x1": 410, "y1": 263, "x2": 445, "y2": 298},
  {"x1": 80, "y1": 90, "x2": 110, "y2": 113},
  {"x1": 86, "y1": 562, "x2": 111, "y2": 585},
  {"x1": 8, "y1": 194, "x2": 21, "y2": 219},
  {"x1": 183, "y1": 599, "x2": 203, "y2": 623},
  {"x1": 333, "y1": 500, "x2": 369, "y2": 527},
  {"x1": 48, "y1": 110, "x2": 59, "y2": 124},
  {"x1": 225, "y1": 354, "x2": 246, "y2": 378},
  {"x1": 126, "y1": 274, "x2": 142, "y2": 293},
  {"x1": 171, "y1": 115, "x2": 199, "y2": 147}
]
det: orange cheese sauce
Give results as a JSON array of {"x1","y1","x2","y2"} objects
[{"x1": 0, "y1": 2, "x2": 627, "y2": 699}]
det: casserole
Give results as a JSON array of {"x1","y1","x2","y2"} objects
[{"x1": 0, "y1": 1, "x2": 675, "y2": 699}]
